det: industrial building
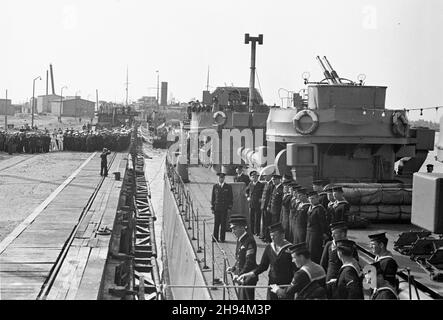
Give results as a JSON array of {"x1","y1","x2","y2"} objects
[
  {"x1": 0, "y1": 99, "x2": 14, "y2": 116},
  {"x1": 37, "y1": 94, "x2": 62, "y2": 114},
  {"x1": 50, "y1": 97, "x2": 95, "y2": 118}
]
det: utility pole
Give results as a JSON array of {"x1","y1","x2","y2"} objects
[
  {"x1": 32, "y1": 76, "x2": 42, "y2": 129},
  {"x1": 125, "y1": 66, "x2": 129, "y2": 107},
  {"x1": 206, "y1": 66, "x2": 210, "y2": 91},
  {"x1": 244, "y1": 33, "x2": 263, "y2": 112},
  {"x1": 96, "y1": 89, "x2": 99, "y2": 113},
  {"x1": 5, "y1": 89, "x2": 7, "y2": 131},
  {"x1": 156, "y1": 70, "x2": 159, "y2": 107}
]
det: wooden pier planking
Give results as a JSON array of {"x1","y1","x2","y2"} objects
[{"x1": 0, "y1": 152, "x2": 126, "y2": 300}]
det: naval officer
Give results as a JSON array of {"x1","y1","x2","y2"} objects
[
  {"x1": 226, "y1": 215, "x2": 258, "y2": 300},
  {"x1": 211, "y1": 172, "x2": 233, "y2": 243},
  {"x1": 244, "y1": 170, "x2": 264, "y2": 236}
]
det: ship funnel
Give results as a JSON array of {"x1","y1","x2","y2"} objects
[
  {"x1": 323, "y1": 56, "x2": 342, "y2": 84},
  {"x1": 316, "y1": 56, "x2": 336, "y2": 84}
]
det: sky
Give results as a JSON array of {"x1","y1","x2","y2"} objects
[{"x1": 1, "y1": 0, "x2": 443, "y2": 121}]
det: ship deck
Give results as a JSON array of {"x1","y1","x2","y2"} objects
[{"x1": 183, "y1": 165, "x2": 443, "y2": 300}]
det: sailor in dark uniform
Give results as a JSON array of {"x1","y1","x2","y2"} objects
[
  {"x1": 368, "y1": 232, "x2": 399, "y2": 290},
  {"x1": 211, "y1": 172, "x2": 233, "y2": 242},
  {"x1": 280, "y1": 181, "x2": 295, "y2": 241},
  {"x1": 226, "y1": 215, "x2": 258, "y2": 300},
  {"x1": 331, "y1": 186, "x2": 350, "y2": 223},
  {"x1": 305, "y1": 191, "x2": 328, "y2": 264},
  {"x1": 234, "y1": 166, "x2": 251, "y2": 185},
  {"x1": 244, "y1": 171, "x2": 264, "y2": 235},
  {"x1": 100, "y1": 147, "x2": 111, "y2": 176},
  {"x1": 313, "y1": 180, "x2": 329, "y2": 209},
  {"x1": 288, "y1": 184, "x2": 302, "y2": 242},
  {"x1": 364, "y1": 262, "x2": 399, "y2": 300},
  {"x1": 260, "y1": 175, "x2": 275, "y2": 243},
  {"x1": 332, "y1": 239, "x2": 364, "y2": 299},
  {"x1": 269, "y1": 174, "x2": 284, "y2": 224},
  {"x1": 324, "y1": 186, "x2": 335, "y2": 228},
  {"x1": 271, "y1": 242, "x2": 327, "y2": 300},
  {"x1": 291, "y1": 188, "x2": 310, "y2": 244},
  {"x1": 320, "y1": 222, "x2": 359, "y2": 298},
  {"x1": 239, "y1": 223, "x2": 296, "y2": 300}
]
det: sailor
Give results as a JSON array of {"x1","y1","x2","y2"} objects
[
  {"x1": 280, "y1": 181, "x2": 295, "y2": 241},
  {"x1": 271, "y1": 242, "x2": 327, "y2": 300},
  {"x1": 239, "y1": 222, "x2": 296, "y2": 300},
  {"x1": 288, "y1": 184, "x2": 302, "y2": 242},
  {"x1": 268, "y1": 174, "x2": 284, "y2": 224},
  {"x1": 332, "y1": 239, "x2": 364, "y2": 299},
  {"x1": 324, "y1": 186, "x2": 335, "y2": 227},
  {"x1": 260, "y1": 174, "x2": 275, "y2": 243},
  {"x1": 331, "y1": 186, "x2": 350, "y2": 223},
  {"x1": 211, "y1": 172, "x2": 233, "y2": 243},
  {"x1": 226, "y1": 215, "x2": 258, "y2": 300},
  {"x1": 313, "y1": 180, "x2": 329, "y2": 209},
  {"x1": 244, "y1": 170, "x2": 264, "y2": 236},
  {"x1": 305, "y1": 191, "x2": 328, "y2": 264},
  {"x1": 368, "y1": 232, "x2": 399, "y2": 289},
  {"x1": 100, "y1": 147, "x2": 111, "y2": 177},
  {"x1": 320, "y1": 222, "x2": 359, "y2": 298},
  {"x1": 364, "y1": 261, "x2": 399, "y2": 300},
  {"x1": 426, "y1": 164, "x2": 434, "y2": 173},
  {"x1": 282, "y1": 173, "x2": 293, "y2": 184},
  {"x1": 234, "y1": 166, "x2": 251, "y2": 185},
  {"x1": 291, "y1": 188, "x2": 310, "y2": 245}
]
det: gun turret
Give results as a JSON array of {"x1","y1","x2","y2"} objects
[
  {"x1": 316, "y1": 56, "x2": 336, "y2": 84},
  {"x1": 323, "y1": 56, "x2": 342, "y2": 84}
]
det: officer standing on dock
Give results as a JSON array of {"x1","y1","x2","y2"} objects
[
  {"x1": 332, "y1": 239, "x2": 364, "y2": 299},
  {"x1": 226, "y1": 215, "x2": 258, "y2": 300},
  {"x1": 100, "y1": 147, "x2": 111, "y2": 177},
  {"x1": 211, "y1": 172, "x2": 233, "y2": 243},
  {"x1": 244, "y1": 171, "x2": 264, "y2": 236},
  {"x1": 368, "y1": 232, "x2": 399, "y2": 290},
  {"x1": 239, "y1": 223, "x2": 296, "y2": 300},
  {"x1": 320, "y1": 222, "x2": 359, "y2": 298},
  {"x1": 271, "y1": 242, "x2": 327, "y2": 300},
  {"x1": 306, "y1": 191, "x2": 328, "y2": 264}
]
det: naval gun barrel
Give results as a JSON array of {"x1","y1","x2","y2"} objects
[
  {"x1": 323, "y1": 56, "x2": 342, "y2": 84},
  {"x1": 316, "y1": 56, "x2": 336, "y2": 84}
]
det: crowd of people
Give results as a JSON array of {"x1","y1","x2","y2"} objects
[
  {"x1": 211, "y1": 167, "x2": 399, "y2": 300},
  {"x1": 0, "y1": 126, "x2": 132, "y2": 154}
]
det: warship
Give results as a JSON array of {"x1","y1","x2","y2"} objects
[{"x1": 158, "y1": 34, "x2": 443, "y2": 300}]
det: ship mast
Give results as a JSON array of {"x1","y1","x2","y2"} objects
[{"x1": 244, "y1": 33, "x2": 263, "y2": 112}]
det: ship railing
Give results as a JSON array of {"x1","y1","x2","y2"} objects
[{"x1": 165, "y1": 156, "x2": 249, "y2": 299}]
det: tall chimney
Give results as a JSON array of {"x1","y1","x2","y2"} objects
[
  {"x1": 160, "y1": 82, "x2": 168, "y2": 106},
  {"x1": 46, "y1": 70, "x2": 49, "y2": 95},
  {"x1": 50, "y1": 64, "x2": 55, "y2": 95}
]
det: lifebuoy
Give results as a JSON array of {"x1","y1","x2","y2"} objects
[
  {"x1": 213, "y1": 111, "x2": 227, "y2": 126},
  {"x1": 391, "y1": 111, "x2": 409, "y2": 137},
  {"x1": 292, "y1": 109, "x2": 319, "y2": 135}
]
